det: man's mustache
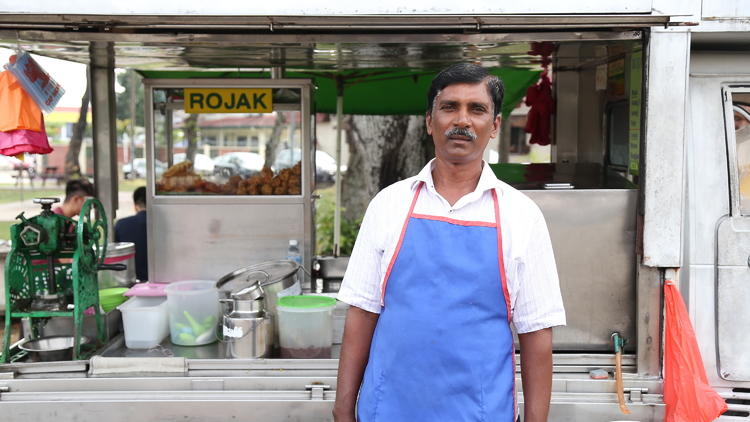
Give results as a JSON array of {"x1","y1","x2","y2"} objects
[{"x1": 444, "y1": 127, "x2": 477, "y2": 141}]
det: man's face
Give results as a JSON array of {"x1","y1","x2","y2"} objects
[{"x1": 426, "y1": 82, "x2": 500, "y2": 165}]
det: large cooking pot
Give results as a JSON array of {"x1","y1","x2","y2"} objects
[
  {"x1": 216, "y1": 260, "x2": 300, "y2": 349},
  {"x1": 98, "y1": 242, "x2": 137, "y2": 289}
]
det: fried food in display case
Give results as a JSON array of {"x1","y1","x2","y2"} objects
[{"x1": 156, "y1": 160, "x2": 302, "y2": 195}]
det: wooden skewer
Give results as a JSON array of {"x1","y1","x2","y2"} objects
[{"x1": 615, "y1": 351, "x2": 631, "y2": 415}]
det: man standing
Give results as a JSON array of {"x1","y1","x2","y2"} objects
[
  {"x1": 334, "y1": 63, "x2": 565, "y2": 422},
  {"x1": 53, "y1": 179, "x2": 95, "y2": 218},
  {"x1": 114, "y1": 186, "x2": 148, "y2": 281}
]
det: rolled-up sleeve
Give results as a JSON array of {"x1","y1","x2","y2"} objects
[
  {"x1": 512, "y1": 212, "x2": 566, "y2": 334},
  {"x1": 336, "y1": 195, "x2": 385, "y2": 314}
]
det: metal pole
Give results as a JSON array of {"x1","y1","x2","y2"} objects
[
  {"x1": 129, "y1": 70, "x2": 137, "y2": 169},
  {"x1": 333, "y1": 77, "x2": 343, "y2": 257},
  {"x1": 89, "y1": 41, "x2": 118, "y2": 233},
  {"x1": 165, "y1": 109, "x2": 173, "y2": 168}
]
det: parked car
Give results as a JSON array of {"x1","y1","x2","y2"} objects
[
  {"x1": 123, "y1": 158, "x2": 166, "y2": 179},
  {"x1": 173, "y1": 152, "x2": 215, "y2": 175},
  {"x1": 212, "y1": 152, "x2": 264, "y2": 178},
  {"x1": 273, "y1": 148, "x2": 341, "y2": 184}
]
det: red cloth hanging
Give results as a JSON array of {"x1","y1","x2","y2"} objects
[
  {"x1": 0, "y1": 69, "x2": 52, "y2": 156},
  {"x1": 664, "y1": 280, "x2": 727, "y2": 422},
  {"x1": 0, "y1": 128, "x2": 52, "y2": 156},
  {"x1": 524, "y1": 73, "x2": 554, "y2": 146}
]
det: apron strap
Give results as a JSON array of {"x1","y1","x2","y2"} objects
[
  {"x1": 381, "y1": 181, "x2": 424, "y2": 306},
  {"x1": 493, "y1": 188, "x2": 513, "y2": 323}
]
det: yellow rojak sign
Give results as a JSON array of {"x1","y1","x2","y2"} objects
[{"x1": 184, "y1": 88, "x2": 273, "y2": 113}]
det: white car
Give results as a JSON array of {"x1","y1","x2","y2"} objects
[
  {"x1": 213, "y1": 152, "x2": 265, "y2": 178},
  {"x1": 123, "y1": 158, "x2": 166, "y2": 179},
  {"x1": 273, "y1": 148, "x2": 342, "y2": 183},
  {"x1": 174, "y1": 152, "x2": 215, "y2": 175}
]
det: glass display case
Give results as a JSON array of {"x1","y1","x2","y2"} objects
[
  {"x1": 144, "y1": 79, "x2": 313, "y2": 285},
  {"x1": 150, "y1": 86, "x2": 304, "y2": 196}
]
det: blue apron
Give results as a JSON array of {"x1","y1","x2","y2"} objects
[{"x1": 357, "y1": 182, "x2": 516, "y2": 422}]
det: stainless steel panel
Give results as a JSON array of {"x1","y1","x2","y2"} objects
[
  {"x1": 716, "y1": 216, "x2": 750, "y2": 381},
  {"x1": 636, "y1": 264, "x2": 662, "y2": 377},
  {"x1": 0, "y1": 400, "x2": 335, "y2": 422},
  {"x1": 642, "y1": 29, "x2": 691, "y2": 267},
  {"x1": 524, "y1": 189, "x2": 637, "y2": 351},
  {"x1": 150, "y1": 202, "x2": 305, "y2": 283},
  {"x1": 90, "y1": 41, "x2": 119, "y2": 228},
  {"x1": 0, "y1": 1, "x2": 656, "y2": 15}
]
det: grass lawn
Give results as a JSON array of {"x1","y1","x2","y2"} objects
[
  {"x1": 0, "y1": 188, "x2": 65, "y2": 205},
  {"x1": 0, "y1": 220, "x2": 14, "y2": 240}
]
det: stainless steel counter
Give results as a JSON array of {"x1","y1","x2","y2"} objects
[
  {"x1": 98, "y1": 335, "x2": 342, "y2": 359},
  {"x1": 523, "y1": 189, "x2": 637, "y2": 352}
]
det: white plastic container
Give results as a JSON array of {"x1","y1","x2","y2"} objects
[
  {"x1": 165, "y1": 280, "x2": 220, "y2": 346},
  {"x1": 118, "y1": 296, "x2": 169, "y2": 349},
  {"x1": 277, "y1": 295, "x2": 337, "y2": 358}
]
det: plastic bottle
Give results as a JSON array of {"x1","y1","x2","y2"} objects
[{"x1": 286, "y1": 240, "x2": 302, "y2": 265}]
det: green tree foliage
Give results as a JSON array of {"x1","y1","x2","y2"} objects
[
  {"x1": 315, "y1": 188, "x2": 361, "y2": 256},
  {"x1": 115, "y1": 69, "x2": 144, "y2": 127}
]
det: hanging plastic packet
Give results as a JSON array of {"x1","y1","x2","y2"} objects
[{"x1": 4, "y1": 52, "x2": 65, "y2": 113}]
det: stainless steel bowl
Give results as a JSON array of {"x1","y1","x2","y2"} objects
[{"x1": 19, "y1": 336, "x2": 90, "y2": 362}]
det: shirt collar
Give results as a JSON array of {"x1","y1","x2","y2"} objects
[{"x1": 412, "y1": 158, "x2": 499, "y2": 195}]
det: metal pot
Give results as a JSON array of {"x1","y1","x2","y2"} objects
[
  {"x1": 19, "y1": 336, "x2": 90, "y2": 362},
  {"x1": 220, "y1": 280, "x2": 272, "y2": 358},
  {"x1": 98, "y1": 242, "x2": 136, "y2": 289},
  {"x1": 216, "y1": 260, "x2": 300, "y2": 349}
]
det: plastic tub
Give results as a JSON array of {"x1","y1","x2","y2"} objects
[
  {"x1": 277, "y1": 295, "x2": 337, "y2": 358},
  {"x1": 165, "y1": 280, "x2": 220, "y2": 346},
  {"x1": 118, "y1": 296, "x2": 169, "y2": 349}
]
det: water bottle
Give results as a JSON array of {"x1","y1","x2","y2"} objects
[{"x1": 286, "y1": 240, "x2": 302, "y2": 265}]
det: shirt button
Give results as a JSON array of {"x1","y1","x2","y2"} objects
[{"x1": 449, "y1": 209, "x2": 453, "y2": 213}]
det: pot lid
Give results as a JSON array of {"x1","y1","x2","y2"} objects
[
  {"x1": 106, "y1": 242, "x2": 135, "y2": 257},
  {"x1": 216, "y1": 260, "x2": 299, "y2": 294},
  {"x1": 278, "y1": 295, "x2": 336, "y2": 309}
]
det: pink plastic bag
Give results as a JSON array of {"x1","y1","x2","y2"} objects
[{"x1": 664, "y1": 280, "x2": 727, "y2": 422}]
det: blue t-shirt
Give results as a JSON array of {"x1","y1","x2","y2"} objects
[{"x1": 114, "y1": 210, "x2": 148, "y2": 281}]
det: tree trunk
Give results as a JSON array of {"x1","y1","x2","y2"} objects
[
  {"x1": 264, "y1": 112, "x2": 287, "y2": 168},
  {"x1": 341, "y1": 115, "x2": 432, "y2": 221},
  {"x1": 65, "y1": 67, "x2": 90, "y2": 179},
  {"x1": 183, "y1": 114, "x2": 199, "y2": 162}
]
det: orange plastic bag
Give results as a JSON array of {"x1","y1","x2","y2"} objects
[
  {"x1": 664, "y1": 280, "x2": 728, "y2": 422},
  {"x1": 0, "y1": 70, "x2": 44, "y2": 132}
]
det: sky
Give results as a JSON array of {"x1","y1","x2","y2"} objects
[{"x1": 0, "y1": 47, "x2": 122, "y2": 109}]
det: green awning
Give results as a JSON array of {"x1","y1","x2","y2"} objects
[{"x1": 138, "y1": 68, "x2": 541, "y2": 116}]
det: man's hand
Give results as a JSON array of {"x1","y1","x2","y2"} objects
[
  {"x1": 518, "y1": 327, "x2": 553, "y2": 422},
  {"x1": 333, "y1": 306, "x2": 380, "y2": 422}
]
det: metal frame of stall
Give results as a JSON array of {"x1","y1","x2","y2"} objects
[{"x1": 0, "y1": 30, "x2": 668, "y2": 420}]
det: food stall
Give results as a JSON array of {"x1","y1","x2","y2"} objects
[{"x1": 1, "y1": 1, "x2": 749, "y2": 421}]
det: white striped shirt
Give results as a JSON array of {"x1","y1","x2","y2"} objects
[{"x1": 337, "y1": 159, "x2": 566, "y2": 334}]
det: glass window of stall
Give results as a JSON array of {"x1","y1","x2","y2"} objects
[
  {"x1": 728, "y1": 92, "x2": 750, "y2": 215},
  {"x1": 150, "y1": 86, "x2": 304, "y2": 196}
]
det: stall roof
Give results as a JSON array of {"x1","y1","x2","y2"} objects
[{"x1": 140, "y1": 68, "x2": 541, "y2": 116}]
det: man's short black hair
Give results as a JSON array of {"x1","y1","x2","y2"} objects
[
  {"x1": 64, "y1": 179, "x2": 94, "y2": 202},
  {"x1": 133, "y1": 186, "x2": 146, "y2": 207},
  {"x1": 427, "y1": 63, "x2": 505, "y2": 119}
]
